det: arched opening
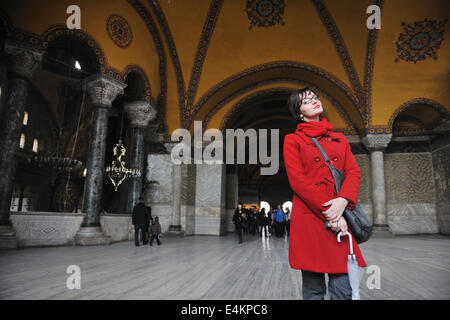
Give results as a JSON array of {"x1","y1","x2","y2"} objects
[
  {"x1": 10, "y1": 31, "x2": 102, "y2": 213},
  {"x1": 222, "y1": 88, "x2": 294, "y2": 209},
  {"x1": 191, "y1": 61, "x2": 362, "y2": 134},
  {"x1": 42, "y1": 34, "x2": 100, "y2": 79}
]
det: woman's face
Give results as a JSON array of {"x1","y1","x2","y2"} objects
[{"x1": 299, "y1": 90, "x2": 322, "y2": 121}]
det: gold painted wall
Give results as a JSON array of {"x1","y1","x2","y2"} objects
[
  {"x1": 1, "y1": 0, "x2": 448, "y2": 135},
  {"x1": 1, "y1": 0, "x2": 161, "y2": 98}
]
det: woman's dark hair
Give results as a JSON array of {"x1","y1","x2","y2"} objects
[{"x1": 287, "y1": 87, "x2": 322, "y2": 123}]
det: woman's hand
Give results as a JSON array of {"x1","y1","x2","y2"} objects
[
  {"x1": 322, "y1": 197, "x2": 349, "y2": 222},
  {"x1": 336, "y1": 216, "x2": 348, "y2": 235},
  {"x1": 330, "y1": 216, "x2": 348, "y2": 234}
]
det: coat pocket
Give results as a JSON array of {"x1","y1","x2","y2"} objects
[{"x1": 314, "y1": 178, "x2": 336, "y2": 198}]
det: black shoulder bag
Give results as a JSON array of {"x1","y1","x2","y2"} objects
[{"x1": 309, "y1": 137, "x2": 372, "y2": 244}]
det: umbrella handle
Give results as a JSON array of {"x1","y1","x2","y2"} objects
[{"x1": 337, "y1": 231, "x2": 354, "y2": 255}]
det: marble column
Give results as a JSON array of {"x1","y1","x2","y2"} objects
[
  {"x1": 75, "y1": 74, "x2": 126, "y2": 246},
  {"x1": 0, "y1": 41, "x2": 43, "y2": 249},
  {"x1": 361, "y1": 134, "x2": 392, "y2": 233},
  {"x1": 124, "y1": 101, "x2": 156, "y2": 215},
  {"x1": 195, "y1": 162, "x2": 227, "y2": 235},
  {"x1": 225, "y1": 165, "x2": 239, "y2": 233},
  {"x1": 163, "y1": 142, "x2": 183, "y2": 232}
]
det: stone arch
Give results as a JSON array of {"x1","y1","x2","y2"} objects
[
  {"x1": 191, "y1": 61, "x2": 363, "y2": 133},
  {"x1": 388, "y1": 98, "x2": 449, "y2": 134},
  {"x1": 123, "y1": 65, "x2": 153, "y2": 104}
]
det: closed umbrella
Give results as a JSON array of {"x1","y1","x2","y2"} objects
[{"x1": 337, "y1": 231, "x2": 363, "y2": 300}]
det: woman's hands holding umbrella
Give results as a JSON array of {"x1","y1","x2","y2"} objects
[{"x1": 322, "y1": 197, "x2": 349, "y2": 235}]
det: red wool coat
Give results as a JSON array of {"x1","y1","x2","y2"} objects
[{"x1": 283, "y1": 125, "x2": 367, "y2": 274}]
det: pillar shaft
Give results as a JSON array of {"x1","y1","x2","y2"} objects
[
  {"x1": 361, "y1": 134, "x2": 392, "y2": 231},
  {"x1": 370, "y1": 150, "x2": 387, "y2": 226},
  {"x1": 0, "y1": 42, "x2": 43, "y2": 227},
  {"x1": 124, "y1": 101, "x2": 156, "y2": 214},
  {"x1": 81, "y1": 74, "x2": 126, "y2": 227}
]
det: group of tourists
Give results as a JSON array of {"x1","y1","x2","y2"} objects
[{"x1": 232, "y1": 202, "x2": 291, "y2": 243}]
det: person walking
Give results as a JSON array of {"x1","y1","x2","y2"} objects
[
  {"x1": 232, "y1": 203, "x2": 246, "y2": 243},
  {"x1": 256, "y1": 206, "x2": 263, "y2": 236},
  {"x1": 149, "y1": 216, "x2": 162, "y2": 246},
  {"x1": 262, "y1": 208, "x2": 271, "y2": 237},
  {"x1": 132, "y1": 196, "x2": 148, "y2": 246},
  {"x1": 273, "y1": 204, "x2": 286, "y2": 237},
  {"x1": 284, "y1": 87, "x2": 367, "y2": 300},
  {"x1": 285, "y1": 207, "x2": 291, "y2": 236}
]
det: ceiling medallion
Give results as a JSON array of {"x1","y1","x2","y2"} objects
[
  {"x1": 106, "y1": 14, "x2": 133, "y2": 48},
  {"x1": 246, "y1": 0, "x2": 285, "y2": 30},
  {"x1": 395, "y1": 19, "x2": 448, "y2": 63}
]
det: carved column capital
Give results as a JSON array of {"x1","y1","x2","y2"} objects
[
  {"x1": 4, "y1": 41, "x2": 44, "y2": 79},
  {"x1": 361, "y1": 134, "x2": 392, "y2": 152},
  {"x1": 83, "y1": 74, "x2": 127, "y2": 108},
  {"x1": 124, "y1": 100, "x2": 157, "y2": 127}
]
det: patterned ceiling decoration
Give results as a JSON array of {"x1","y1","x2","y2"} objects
[
  {"x1": 363, "y1": 0, "x2": 384, "y2": 130},
  {"x1": 184, "y1": 0, "x2": 223, "y2": 128},
  {"x1": 395, "y1": 19, "x2": 448, "y2": 63},
  {"x1": 127, "y1": 0, "x2": 169, "y2": 140},
  {"x1": 245, "y1": 0, "x2": 285, "y2": 30},
  {"x1": 106, "y1": 14, "x2": 133, "y2": 49},
  {"x1": 311, "y1": 0, "x2": 363, "y2": 109},
  {"x1": 146, "y1": 0, "x2": 186, "y2": 118}
]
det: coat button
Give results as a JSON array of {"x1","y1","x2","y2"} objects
[
  {"x1": 315, "y1": 157, "x2": 320, "y2": 162},
  {"x1": 326, "y1": 137, "x2": 331, "y2": 142},
  {"x1": 333, "y1": 156, "x2": 338, "y2": 162}
]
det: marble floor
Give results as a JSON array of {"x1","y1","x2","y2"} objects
[{"x1": 0, "y1": 232, "x2": 449, "y2": 300}]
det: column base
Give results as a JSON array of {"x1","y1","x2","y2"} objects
[
  {"x1": 75, "y1": 226, "x2": 111, "y2": 246},
  {"x1": 372, "y1": 224, "x2": 393, "y2": 237},
  {"x1": 168, "y1": 225, "x2": 182, "y2": 232},
  {"x1": 167, "y1": 225, "x2": 183, "y2": 235},
  {"x1": 0, "y1": 225, "x2": 18, "y2": 249}
]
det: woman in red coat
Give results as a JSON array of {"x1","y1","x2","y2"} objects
[{"x1": 283, "y1": 87, "x2": 367, "y2": 300}]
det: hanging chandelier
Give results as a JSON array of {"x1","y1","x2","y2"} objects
[{"x1": 105, "y1": 140, "x2": 141, "y2": 191}]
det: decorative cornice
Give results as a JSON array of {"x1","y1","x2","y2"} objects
[{"x1": 184, "y1": 0, "x2": 224, "y2": 127}]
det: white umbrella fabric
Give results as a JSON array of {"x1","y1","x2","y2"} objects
[{"x1": 337, "y1": 231, "x2": 363, "y2": 300}]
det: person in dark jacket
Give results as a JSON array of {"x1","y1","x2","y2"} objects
[
  {"x1": 132, "y1": 196, "x2": 148, "y2": 246},
  {"x1": 232, "y1": 202, "x2": 245, "y2": 243},
  {"x1": 149, "y1": 216, "x2": 162, "y2": 246},
  {"x1": 255, "y1": 206, "x2": 263, "y2": 236},
  {"x1": 285, "y1": 207, "x2": 291, "y2": 236},
  {"x1": 262, "y1": 208, "x2": 271, "y2": 237}
]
